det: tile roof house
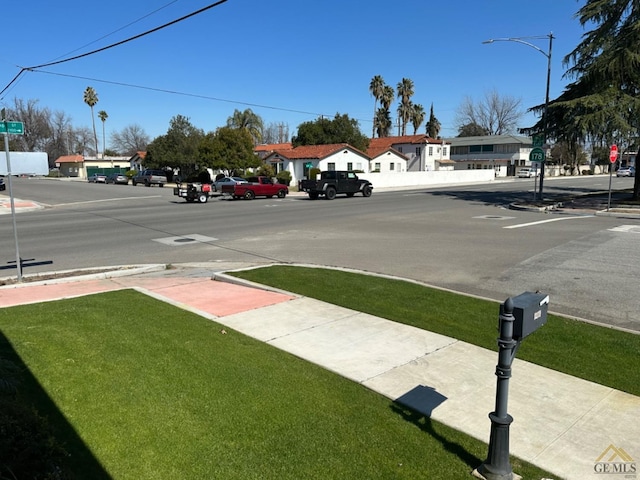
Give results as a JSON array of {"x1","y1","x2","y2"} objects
[
  {"x1": 369, "y1": 134, "x2": 452, "y2": 171},
  {"x1": 263, "y1": 143, "x2": 370, "y2": 185},
  {"x1": 254, "y1": 142, "x2": 292, "y2": 160},
  {"x1": 54, "y1": 155, "x2": 84, "y2": 177},
  {"x1": 366, "y1": 144, "x2": 408, "y2": 173}
]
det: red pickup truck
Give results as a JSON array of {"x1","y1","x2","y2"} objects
[{"x1": 221, "y1": 176, "x2": 288, "y2": 200}]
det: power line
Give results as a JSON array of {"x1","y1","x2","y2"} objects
[
  {"x1": 30, "y1": 68, "x2": 332, "y2": 118},
  {"x1": 0, "y1": 0, "x2": 229, "y2": 99}
]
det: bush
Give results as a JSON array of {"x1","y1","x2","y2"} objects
[
  {"x1": 309, "y1": 167, "x2": 321, "y2": 179},
  {"x1": 257, "y1": 164, "x2": 275, "y2": 178},
  {"x1": 276, "y1": 170, "x2": 292, "y2": 185}
]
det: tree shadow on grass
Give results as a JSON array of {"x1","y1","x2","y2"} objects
[
  {"x1": 0, "y1": 331, "x2": 111, "y2": 479},
  {"x1": 391, "y1": 385, "x2": 482, "y2": 470}
]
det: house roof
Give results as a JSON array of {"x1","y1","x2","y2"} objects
[
  {"x1": 446, "y1": 134, "x2": 532, "y2": 146},
  {"x1": 268, "y1": 143, "x2": 370, "y2": 161},
  {"x1": 255, "y1": 142, "x2": 292, "y2": 153},
  {"x1": 55, "y1": 155, "x2": 84, "y2": 163},
  {"x1": 367, "y1": 146, "x2": 408, "y2": 160},
  {"x1": 369, "y1": 134, "x2": 446, "y2": 150}
]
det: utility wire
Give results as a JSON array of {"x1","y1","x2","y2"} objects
[{"x1": 0, "y1": 0, "x2": 228, "y2": 99}]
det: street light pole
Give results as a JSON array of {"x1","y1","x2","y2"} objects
[{"x1": 483, "y1": 33, "x2": 554, "y2": 201}]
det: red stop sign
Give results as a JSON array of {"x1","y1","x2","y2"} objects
[{"x1": 610, "y1": 145, "x2": 618, "y2": 163}]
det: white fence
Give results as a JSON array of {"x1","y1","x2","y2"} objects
[{"x1": 363, "y1": 170, "x2": 496, "y2": 189}]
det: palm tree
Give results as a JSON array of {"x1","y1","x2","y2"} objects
[
  {"x1": 410, "y1": 104, "x2": 425, "y2": 134},
  {"x1": 226, "y1": 108, "x2": 264, "y2": 145},
  {"x1": 83, "y1": 87, "x2": 99, "y2": 156},
  {"x1": 380, "y1": 85, "x2": 395, "y2": 110},
  {"x1": 97, "y1": 110, "x2": 108, "y2": 159},
  {"x1": 396, "y1": 78, "x2": 415, "y2": 136},
  {"x1": 375, "y1": 108, "x2": 392, "y2": 137},
  {"x1": 369, "y1": 75, "x2": 385, "y2": 137}
]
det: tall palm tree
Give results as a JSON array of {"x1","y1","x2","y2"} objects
[
  {"x1": 396, "y1": 78, "x2": 415, "y2": 136},
  {"x1": 226, "y1": 108, "x2": 264, "y2": 145},
  {"x1": 380, "y1": 85, "x2": 395, "y2": 110},
  {"x1": 97, "y1": 110, "x2": 108, "y2": 159},
  {"x1": 410, "y1": 104, "x2": 425, "y2": 135},
  {"x1": 83, "y1": 87, "x2": 99, "y2": 156},
  {"x1": 375, "y1": 108, "x2": 392, "y2": 137},
  {"x1": 369, "y1": 75, "x2": 385, "y2": 138}
]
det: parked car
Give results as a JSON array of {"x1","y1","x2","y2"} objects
[
  {"x1": 88, "y1": 173, "x2": 107, "y2": 183},
  {"x1": 213, "y1": 176, "x2": 247, "y2": 192},
  {"x1": 132, "y1": 169, "x2": 167, "y2": 187},
  {"x1": 616, "y1": 166, "x2": 635, "y2": 177},
  {"x1": 105, "y1": 173, "x2": 129, "y2": 185},
  {"x1": 0, "y1": 177, "x2": 5, "y2": 191},
  {"x1": 517, "y1": 168, "x2": 540, "y2": 178}
]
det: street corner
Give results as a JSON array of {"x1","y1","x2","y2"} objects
[{"x1": 0, "y1": 195, "x2": 44, "y2": 214}]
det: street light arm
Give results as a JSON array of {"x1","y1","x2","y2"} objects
[{"x1": 482, "y1": 37, "x2": 550, "y2": 59}]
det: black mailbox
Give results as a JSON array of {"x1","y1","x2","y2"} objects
[{"x1": 501, "y1": 291, "x2": 549, "y2": 340}]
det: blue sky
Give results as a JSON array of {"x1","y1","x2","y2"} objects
[{"x1": 0, "y1": 0, "x2": 587, "y2": 149}]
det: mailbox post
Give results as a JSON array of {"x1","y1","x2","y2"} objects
[{"x1": 475, "y1": 292, "x2": 549, "y2": 480}]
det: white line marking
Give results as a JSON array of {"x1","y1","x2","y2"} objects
[{"x1": 504, "y1": 216, "x2": 593, "y2": 229}]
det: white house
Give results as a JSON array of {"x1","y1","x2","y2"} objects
[
  {"x1": 368, "y1": 134, "x2": 452, "y2": 171},
  {"x1": 447, "y1": 135, "x2": 534, "y2": 177},
  {"x1": 263, "y1": 143, "x2": 370, "y2": 185}
]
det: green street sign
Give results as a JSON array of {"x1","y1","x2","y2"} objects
[
  {"x1": 529, "y1": 147, "x2": 545, "y2": 163},
  {"x1": 305, "y1": 162, "x2": 313, "y2": 168},
  {"x1": 532, "y1": 134, "x2": 544, "y2": 148},
  {"x1": 0, "y1": 121, "x2": 24, "y2": 135}
]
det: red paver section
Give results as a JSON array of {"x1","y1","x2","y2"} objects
[{"x1": 0, "y1": 276, "x2": 294, "y2": 317}]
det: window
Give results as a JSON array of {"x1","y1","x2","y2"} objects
[
  {"x1": 470, "y1": 145, "x2": 494, "y2": 153},
  {"x1": 328, "y1": 163, "x2": 335, "y2": 171},
  {"x1": 429, "y1": 146, "x2": 433, "y2": 156},
  {"x1": 347, "y1": 162, "x2": 353, "y2": 170},
  {"x1": 442, "y1": 147, "x2": 447, "y2": 156},
  {"x1": 416, "y1": 147, "x2": 421, "y2": 156},
  {"x1": 390, "y1": 162, "x2": 394, "y2": 171},
  {"x1": 374, "y1": 162, "x2": 381, "y2": 171}
]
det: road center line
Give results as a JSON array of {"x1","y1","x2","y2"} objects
[{"x1": 504, "y1": 215, "x2": 593, "y2": 229}]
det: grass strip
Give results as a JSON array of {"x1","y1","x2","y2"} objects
[
  {"x1": 0, "y1": 289, "x2": 554, "y2": 479},
  {"x1": 229, "y1": 265, "x2": 640, "y2": 397}
]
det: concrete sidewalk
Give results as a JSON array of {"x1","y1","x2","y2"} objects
[{"x1": 0, "y1": 264, "x2": 638, "y2": 480}]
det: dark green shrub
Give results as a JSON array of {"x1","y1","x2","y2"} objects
[
  {"x1": 309, "y1": 167, "x2": 321, "y2": 179},
  {"x1": 257, "y1": 164, "x2": 275, "y2": 178},
  {"x1": 276, "y1": 170, "x2": 292, "y2": 185}
]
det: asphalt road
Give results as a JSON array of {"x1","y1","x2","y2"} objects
[{"x1": 1, "y1": 175, "x2": 638, "y2": 331}]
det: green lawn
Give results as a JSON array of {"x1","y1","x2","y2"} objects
[
  {"x1": 229, "y1": 265, "x2": 640, "y2": 397},
  {"x1": 0, "y1": 289, "x2": 554, "y2": 479}
]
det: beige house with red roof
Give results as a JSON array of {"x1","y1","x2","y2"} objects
[
  {"x1": 254, "y1": 142, "x2": 292, "y2": 161},
  {"x1": 54, "y1": 155, "x2": 84, "y2": 177},
  {"x1": 368, "y1": 134, "x2": 452, "y2": 172},
  {"x1": 263, "y1": 143, "x2": 370, "y2": 185}
]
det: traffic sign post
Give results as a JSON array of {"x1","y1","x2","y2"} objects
[
  {"x1": 0, "y1": 121, "x2": 24, "y2": 135},
  {"x1": 529, "y1": 147, "x2": 545, "y2": 163}
]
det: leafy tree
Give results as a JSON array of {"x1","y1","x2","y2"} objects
[
  {"x1": 7, "y1": 98, "x2": 52, "y2": 152},
  {"x1": 396, "y1": 78, "x2": 415, "y2": 136},
  {"x1": 410, "y1": 103, "x2": 425, "y2": 135},
  {"x1": 455, "y1": 90, "x2": 523, "y2": 135},
  {"x1": 549, "y1": 141, "x2": 588, "y2": 172},
  {"x1": 226, "y1": 108, "x2": 264, "y2": 145},
  {"x1": 97, "y1": 110, "x2": 108, "y2": 158},
  {"x1": 425, "y1": 103, "x2": 441, "y2": 138},
  {"x1": 145, "y1": 115, "x2": 204, "y2": 175},
  {"x1": 292, "y1": 113, "x2": 369, "y2": 151},
  {"x1": 83, "y1": 86, "x2": 99, "y2": 156},
  {"x1": 199, "y1": 126, "x2": 260, "y2": 175},
  {"x1": 545, "y1": 0, "x2": 640, "y2": 197},
  {"x1": 369, "y1": 75, "x2": 385, "y2": 137},
  {"x1": 457, "y1": 122, "x2": 490, "y2": 137},
  {"x1": 110, "y1": 124, "x2": 150, "y2": 156}
]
